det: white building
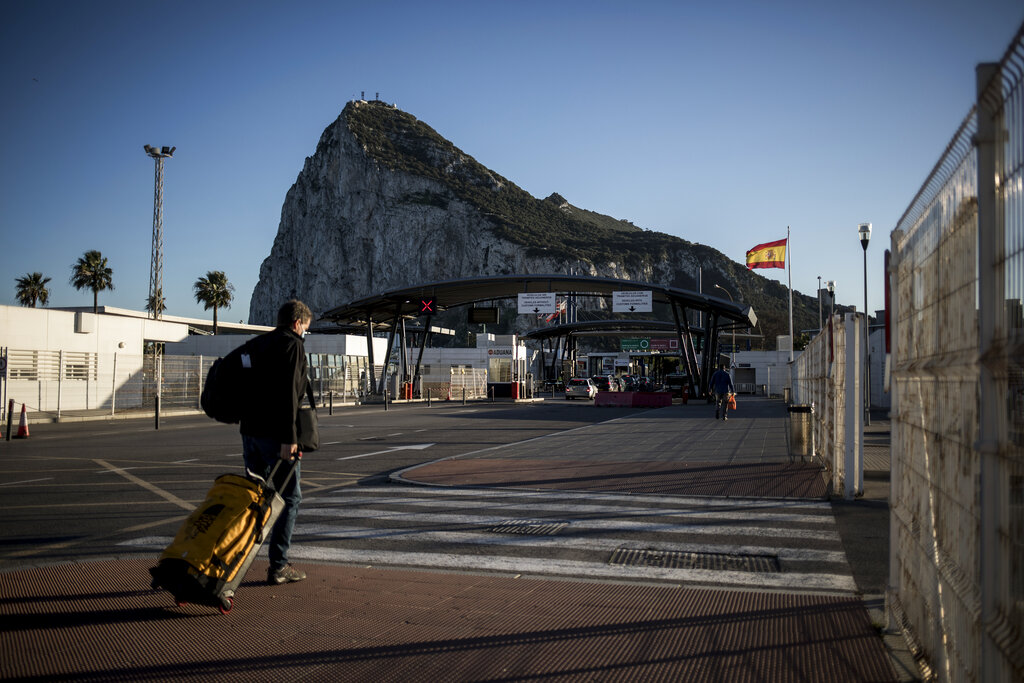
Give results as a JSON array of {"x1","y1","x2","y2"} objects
[{"x1": 0, "y1": 305, "x2": 386, "y2": 419}]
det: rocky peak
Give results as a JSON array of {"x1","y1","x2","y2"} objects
[{"x1": 249, "y1": 101, "x2": 821, "y2": 344}]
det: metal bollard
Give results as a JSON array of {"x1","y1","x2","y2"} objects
[
  {"x1": 329, "y1": 391, "x2": 334, "y2": 416},
  {"x1": 384, "y1": 388, "x2": 389, "y2": 411},
  {"x1": 490, "y1": 386, "x2": 494, "y2": 403},
  {"x1": 427, "y1": 390, "x2": 432, "y2": 407},
  {"x1": 155, "y1": 395, "x2": 161, "y2": 430},
  {"x1": 462, "y1": 386, "x2": 466, "y2": 406},
  {"x1": 5, "y1": 399, "x2": 13, "y2": 441}
]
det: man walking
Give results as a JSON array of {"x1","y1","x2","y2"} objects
[
  {"x1": 240, "y1": 300, "x2": 313, "y2": 585},
  {"x1": 709, "y1": 363, "x2": 735, "y2": 421}
]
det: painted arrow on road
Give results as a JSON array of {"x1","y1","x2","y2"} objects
[{"x1": 338, "y1": 443, "x2": 436, "y2": 461}]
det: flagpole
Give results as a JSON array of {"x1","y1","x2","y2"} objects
[{"x1": 787, "y1": 225, "x2": 794, "y2": 363}]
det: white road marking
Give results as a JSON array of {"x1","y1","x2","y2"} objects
[
  {"x1": 303, "y1": 507, "x2": 838, "y2": 543},
  {"x1": 0, "y1": 477, "x2": 53, "y2": 487},
  {"x1": 311, "y1": 485, "x2": 831, "y2": 511},
  {"x1": 295, "y1": 523, "x2": 848, "y2": 564},
  {"x1": 93, "y1": 459, "x2": 193, "y2": 511},
  {"x1": 337, "y1": 443, "x2": 436, "y2": 461},
  {"x1": 313, "y1": 496, "x2": 835, "y2": 526}
]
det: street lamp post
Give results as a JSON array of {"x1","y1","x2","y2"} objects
[
  {"x1": 818, "y1": 275, "x2": 823, "y2": 332},
  {"x1": 144, "y1": 145, "x2": 175, "y2": 321},
  {"x1": 858, "y1": 222, "x2": 872, "y2": 427},
  {"x1": 713, "y1": 284, "x2": 735, "y2": 369}
]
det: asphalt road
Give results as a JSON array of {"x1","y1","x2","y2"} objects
[{"x1": 0, "y1": 400, "x2": 639, "y2": 572}]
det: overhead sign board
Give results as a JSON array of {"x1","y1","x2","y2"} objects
[
  {"x1": 649, "y1": 338, "x2": 679, "y2": 351},
  {"x1": 620, "y1": 338, "x2": 650, "y2": 351},
  {"x1": 518, "y1": 292, "x2": 557, "y2": 314},
  {"x1": 612, "y1": 290, "x2": 652, "y2": 313}
]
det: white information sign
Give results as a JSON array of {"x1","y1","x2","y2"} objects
[
  {"x1": 518, "y1": 292, "x2": 557, "y2": 314},
  {"x1": 613, "y1": 290, "x2": 653, "y2": 313}
]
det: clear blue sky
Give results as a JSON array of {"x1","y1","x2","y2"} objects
[{"x1": 2, "y1": 0, "x2": 1021, "y2": 324}]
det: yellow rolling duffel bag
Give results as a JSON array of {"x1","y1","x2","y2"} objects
[{"x1": 149, "y1": 459, "x2": 296, "y2": 614}]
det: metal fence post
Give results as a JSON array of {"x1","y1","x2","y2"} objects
[
  {"x1": 111, "y1": 352, "x2": 117, "y2": 416},
  {"x1": 975, "y1": 61, "x2": 1004, "y2": 680},
  {"x1": 843, "y1": 314, "x2": 862, "y2": 499},
  {"x1": 56, "y1": 349, "x2": 63, "y2": 420},
  {"x1": 155, "y1": 353, "x2": 162, "y2": 430}
]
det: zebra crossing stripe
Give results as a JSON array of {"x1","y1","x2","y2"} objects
[
  {"x1": 295, "y1": 522, "x2": 848, "y2": 564},
  {"x1": 284, "y1": 545, "x2": 858, "y2": 593},
  {"x1": 301, "y1": 507, "x2": 840, "y2": 543},
  {"x1": 310, "y1": 485, "x2": 834, "y2": 510},
  {"x1": 311, "y1": 495, "x2": 837, "y2": 527}
]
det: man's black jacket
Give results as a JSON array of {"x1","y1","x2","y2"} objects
[{"x1": 239, "y1": 326, "x2": 308, "y2": 445}]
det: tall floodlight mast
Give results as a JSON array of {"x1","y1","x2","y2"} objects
[{"x1": 144, "y1": 145, "x2": 175, "y2": 320}]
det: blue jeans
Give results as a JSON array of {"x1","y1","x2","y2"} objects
[{"x1": 241, "y1": 435, "x2": 302, "y2": 572}]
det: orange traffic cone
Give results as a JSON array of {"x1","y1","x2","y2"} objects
[{"x1": 14, "y1": 403, "x2": 29, "y2": 439}]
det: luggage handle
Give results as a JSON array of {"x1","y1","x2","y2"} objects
[{"x1": 263, "y1": 455, "x2": 300, "y2": 493}]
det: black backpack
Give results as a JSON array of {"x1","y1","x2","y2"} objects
[{"x1": 200, "y1": 341, "x2": 255, "y2": 424}]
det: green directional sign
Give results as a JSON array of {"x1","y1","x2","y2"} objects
[{"x1": 620, "y1": 338, "x2": 650, "y2": 351}]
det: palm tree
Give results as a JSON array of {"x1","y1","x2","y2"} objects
[
  {"x1": 193, "y1": 271, "x2": 234, "y2": 334},
  {"x1": 69, "y1": 250, "x2": 114, "y2": 314},
  {"x1": 145, "y1": 289, "x2": 167, "y2": 316},
  {"x1": 15, "y1": 272, "x2": 52, "y2": 308}
]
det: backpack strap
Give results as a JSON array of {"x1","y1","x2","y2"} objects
[{"x1": 305, "y1": 381, "x2": 316, "y2": 411}]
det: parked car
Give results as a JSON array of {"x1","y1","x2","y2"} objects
[
  {"x1": 565, "y1": 377, "x2": 597, "y2": 400},
  {"x1": 663, "y1": 373, "x2": 690, "y2": 397}
]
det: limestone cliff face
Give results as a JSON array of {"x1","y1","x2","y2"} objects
[{"x1": 250, "y1": 100, "x2": 817, "y2": 340}]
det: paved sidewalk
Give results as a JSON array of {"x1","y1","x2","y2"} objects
[{"x1": 0, "y1": 398, "x2": 916, "y2": 681}]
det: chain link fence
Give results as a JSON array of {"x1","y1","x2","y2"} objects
[
  {"x1": 419, "y1": 367, "x2": 489, "y2": 401},
  {"x1": 1, "y1": 351, "x2": 216, "y2": 420},
  {"x1": 1, "y1": 350, "x2": 379, "y2": 421},
  {"x1": 792, "y1": 313, "x2": 861, "y2": 498},
  {"x1": 886, "y1": 27, "x2": 1024, "y2": 682}
]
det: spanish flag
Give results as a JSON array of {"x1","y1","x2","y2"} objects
[{"x1": 746, "y1": 238, "x2": 787, "y2": 270}]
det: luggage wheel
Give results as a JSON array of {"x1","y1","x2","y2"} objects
[{"x1": 218, "y1": 596, "x2": 233, "y2": 614}]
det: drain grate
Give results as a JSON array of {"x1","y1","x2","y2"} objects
[
  {"x1": 609, "y1": 548, "x2": 781, "y2": 573},
  {"x1": 485, "y1": 520, "x2": 568, "y2": 536}
]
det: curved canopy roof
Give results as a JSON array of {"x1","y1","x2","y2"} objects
[{"x1": 319, "y1": 274, "x2": 756, "y2": 329}]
